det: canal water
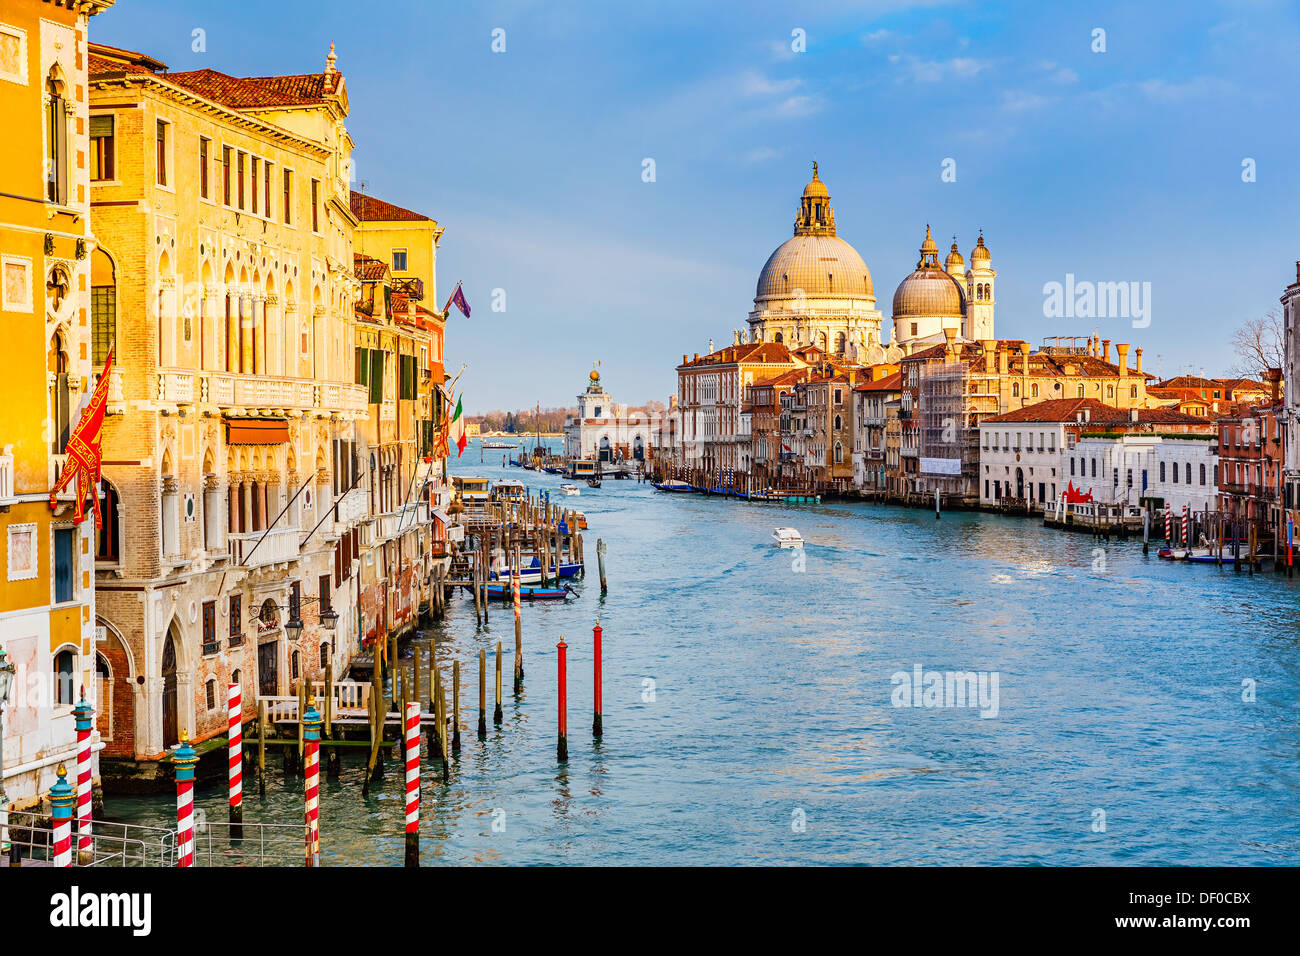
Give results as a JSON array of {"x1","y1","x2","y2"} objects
[{"x1": 109, "y1": 438, "x2": 1300, "y2": 865}]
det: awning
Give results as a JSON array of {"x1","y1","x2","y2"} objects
[{"x1": 226, "y1": 419, "x2": 289, "y2": 445}]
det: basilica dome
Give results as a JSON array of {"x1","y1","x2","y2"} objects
[{"x1": 755, "y1": 234, "x2": 874, "y2": 302}]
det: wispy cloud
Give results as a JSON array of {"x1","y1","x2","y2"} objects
[{"x1": 887, "y1": 53, "x2": 987, "y2": 83}]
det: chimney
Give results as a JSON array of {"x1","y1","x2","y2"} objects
[
  {"x1": 1135, "y1": 347, "x2": 1143, "y2": 374},
  {"x1": 1092, "y1": 333, "x2": 1100, "y2": 357},
  {"x1": 683, "y1": 353, "x2": 689, "y2": 365},
  {"x1": 943, "y1": 326, "x2": 957, "y2": 360},
  {"x1": 1116, "y1": 343, "x2": 1130, "y2": 387},
  {"x1": 1295, "y1": 261, "x2": 1300, "y2": 285},
  {"x1": 1101, "y1": 338, "x2": 1111, "y2": 364},
  {"x1": 693, "y1": 353, "x2": 699, "y2": 362},
  {"x1": 1265, "y1": 367, "x2": 1282, "y2": 404},
  {"x1": 1018, "y1": 342, "x2": 1031, "y2": 372}
]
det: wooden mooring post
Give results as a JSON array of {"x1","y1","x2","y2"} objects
[
  {"x1": 478, "y1": 648, "x2": 488, "y2": 740},
  {"x1": 452, "y1": 660, "x2": 462, "y2": 755}
]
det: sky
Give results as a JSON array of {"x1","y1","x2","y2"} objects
[{"x1": 91, "y1": 0, "x2": 1300, "y2": 413}]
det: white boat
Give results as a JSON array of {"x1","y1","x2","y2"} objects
[
  {"x1": 560, "y1": 483, "x2": 581, "y2": 496},
  {"x1": 772, "y1": 527, "x2": 803, "y2": 549}
]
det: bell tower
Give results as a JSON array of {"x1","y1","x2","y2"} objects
[
  {"x1": 965, "y1": 231, "x2": 996, "y2": 340},
  {"x1": 794, "y1": 162, "x2": 837, "y2": 237}
]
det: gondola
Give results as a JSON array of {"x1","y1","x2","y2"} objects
[{"x1": 586, "y1": 477, "x2": 601, "y2": 488}]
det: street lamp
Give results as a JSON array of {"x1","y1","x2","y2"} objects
[
  {"x1": 251, "y1": 596, "x2": 337, "y2": 642},
  {"x1": 0, "y1": 645, "x2": 15, "y2": 858}
]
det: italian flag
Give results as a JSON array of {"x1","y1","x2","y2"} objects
[{"x1": 450, "y1": 395, "x2": 467, "y2": 457}]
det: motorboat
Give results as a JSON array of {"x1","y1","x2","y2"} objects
[
  {"x1": 560, "y1": 483, "x2": 581, "y2": 496},
  {"x1": 772, "y1": 527, "x2": 804, "y2": 549}
]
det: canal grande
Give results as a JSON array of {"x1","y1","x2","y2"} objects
[{"x1": 108, "y1": 439, "x2": 1300, "y2": 865}]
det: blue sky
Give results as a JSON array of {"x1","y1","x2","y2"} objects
[{"x1": 93, "y1": 1, "x2": 1300, "y2": 412}]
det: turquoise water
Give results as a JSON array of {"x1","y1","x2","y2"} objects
[{"x1": 108, "y1": 438, "x2": 1300, "y2": 865}]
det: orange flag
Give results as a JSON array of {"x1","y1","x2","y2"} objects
[{"x1": 49, "y1": 349, "x2": 113, "y2": 528}]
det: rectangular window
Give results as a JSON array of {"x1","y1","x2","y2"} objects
[
  {"x1": 319, "y1": 574, "x2": 331, "y2": 612},
  {"x1": 263, "y1": 161, "x2": 272, "y2": 217},
  {"x1": 237, "y1": 152, "x2": 246, "y2": 209},
  {"x1": 90, "y1": 115, "x2": 115, "y2": 181},
  {"x1": 202, "y1": 601, "x2": 218, "y2": 655},
  {"x1": 311, "y1": 179, "x2": 320, "y2": 232},
  {"x1": 53, "y1": 527, "x2": 75, "y2": 603},
  {"x1": 391, "y1": 249, "x2": 408, "y2": 272},
  {"x1": 92, "y1": 285, "x2": 116, "y2": 366},
  {"x1": 229, "y1": 594, "x2": 242, "y2": 639},
  {"x1": 355, "y1": 346, "x2": 368, "y2": 386},
  {"x1": 283, "y1": 169, "x2": 293, "y2": 223},
  {"x1": 290, "y1": 581, "x2": 301, "y2": 622},
  {"x1": 222, "y1": 146, "x2": 232, "y2": 204},
  {"x1": 199, "y1": 137, "x2": 210, "y2": 198},
  {"x1": 369, "y1": 349, "x2": 384, "y2": 404},
  {"x1": 155, "y1": 119, "x2": 169, "y2": 186},
  {"x1": 250, "y1": 156, "x2": 259, "y2": 211}
]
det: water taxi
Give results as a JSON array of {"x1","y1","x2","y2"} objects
[
  {"x1": 560, "y1": 483, "x2": 581, "y2": 496},
  {"x1": 452, "y1": 476, "x2": 491, "y2": 508},
  {"x1": 483, "y1": 441, "x2": 517, "y2": 449},
  {"x1": 490, "y1": 479, "x2": 528, "y2": 504},
  {"x1": 772, "y1": 527, "x2": 804, "y2": 549}
]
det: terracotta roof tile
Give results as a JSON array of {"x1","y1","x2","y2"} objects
[
  {"x1": 164, "y1": 68, "x2": 340, "y2": 108},
  {"x1": 350, "y1": 190, "x2": 431, "y2": 222},
  {"x1": 983, "y1": 398, "x2": 1209, "y2": 426}
]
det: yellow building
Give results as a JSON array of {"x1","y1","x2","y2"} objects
[
  {"x1": 0, "y1": 0, "x2": 115, "y2": 810},
  {"x1": 87, "y1": 41, "x2": 372, "y2": 767}
]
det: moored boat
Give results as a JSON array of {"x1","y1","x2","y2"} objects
[
  {"x1": 560, "y1": 483, "x2": 581, "y2": 496},
  {"x1": 652, "y1": 479, "x2": 693, "y2": 492}
]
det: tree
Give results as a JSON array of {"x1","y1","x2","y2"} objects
[{"x1": 1229, "y1": 309, "x2": 1284, "y2": 381}]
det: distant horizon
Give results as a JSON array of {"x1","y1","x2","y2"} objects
[{"x1": 89, "y1": 0, "x2": 1300, "y2": 414}]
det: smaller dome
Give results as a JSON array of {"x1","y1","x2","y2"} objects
[
  {"x1": 802, "y1": 161, "x2": 829, "y2": 198},
  {"x1": 971, "y1": 233, "x2": 991, "y2": 261},
  {"x1": 945, "y1": 239, "x2": 964, "y2": 271},
  {"x1": 893, "y1": 267, "x2": 965, "y2": 320}
]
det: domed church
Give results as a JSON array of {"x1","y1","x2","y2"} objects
[
  {"x1": 747, "y1": 164, "x2": 886, "y2": 361},
  {"x1": 890, "y1": 225, "x2": 996, "y2": 349},
  {"x1": 746, "y1": 165, "x2": 997, "y2": 360}
]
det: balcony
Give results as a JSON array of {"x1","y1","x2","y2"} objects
[
  {"x1": 157, "y1": 370, "x2": 195, "y2": 404},
  {"x1": 228, "y1": 527, "x2": 299, "y2": 569},
  {"x1": 332, "y1": 487, "x2": 368, "y2": 526},
  {"x1": 49, "y1": 454, "x2": 75, "y2": 501},
  {"x1": 391, "y1": 277, "x2": 425, "y2": 301},
  {"x1": 197, "y1": 371, "x2": 368, "y2": 416}
]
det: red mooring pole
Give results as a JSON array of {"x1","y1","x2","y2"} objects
[
  {"x1": 592, "y1": 620, "x2": 603, "y2": 738},
  {"x1": 557, "y1": 638, "x2": 568, "y2": 762}
]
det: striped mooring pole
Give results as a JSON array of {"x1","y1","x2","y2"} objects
[
  {"x1": 557, "y1": 637, "x2": 568, "y2": 763},
  {"x1": 73, "y1": 687, "x2": 94, "y2": 861},
  {"x1": 173, "y1": 731, "x2": 198, "y2": 868},
  {"x1": 513, "y1": 567, "x2": 523, "y2": 692},
  {"x1": 228, "y1": 683, "x2": 243, "y2": 838},
  {"x1": 303, "y1": 698, "x2": 323, "y2": 867},
  {"x1": 1164, "y1": 505, "x2": 1171, "y2": 543},
  {"x1": 404, "y1": 701, "x2": 420, "y2": 867},
  {"x1": 592, "y1": 620, "x2": 603, "y2": 738},
  {"x1": 50, "y1": 764, "x2": 75, "y2": 868}
]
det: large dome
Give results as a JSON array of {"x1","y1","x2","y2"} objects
[{"x1": 755, "y1": 234, "x2": 874, "y2": 302}]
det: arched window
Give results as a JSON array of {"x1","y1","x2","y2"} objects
[
  {"x1": 46, "y1": 70, "x2": 68, "y2": 204},
  {"x1": 92, "y1": 249, "x2": 117, "y2": 365},
  {"x1": 1107, "y1": 385, "x2": 1114, "y2": 398},
  {"x1": 1030, "y1": 384, "x2": 1039, "y2": 398},
  {"x1": 1159, "y1": 461, "x2": 1166, "y2": 482},
  {"x1": 291, "y1": 649, "x2": 301, "y2": 681},
  {"x1": 54, "y1": 648, "x2": 76, "y2": 706},
  {"x1": 205, "y1": 679, "x2": 217, "y2": 711},
  {"x1": 774, "y1": 331, "x2": 783, "y2": 344},
  {"x1": 1185, "y1": 462, "x2": 1192, "y2": 484},
  {"x1": 835, "y1": 332, "x2": 846, "y2": 355},
  {"x1": 834, "y1": 414, "x2": 842, "y2": 430},
  {"x1": 96, "y1": 479, "x2": 122, "y2": 563},
  {"x1": 834, "y1": 442, "x2": 843, "y2": 464},
  {"x1": 1130, "y1": 385, "x2": 1138, "y2": 399},
  {"x1": 1076, "y1": 384, "x2": 1085, "y2": 398},
  {"x1": 319, "y1": 643, "x2": 329, "y2": 669},
  {"x1": 232, "y1": 668, "x2": 242, "y2": 688},
  {"x1": 1199, "y1": 463, "x2": 1206, "y2": 485},
  {"x1": 1012, "y1": 382, "x2": 1020, "y2": 398},
  {"x1": 96, "y1": 652, "x2": 113, "y2": 740}
]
